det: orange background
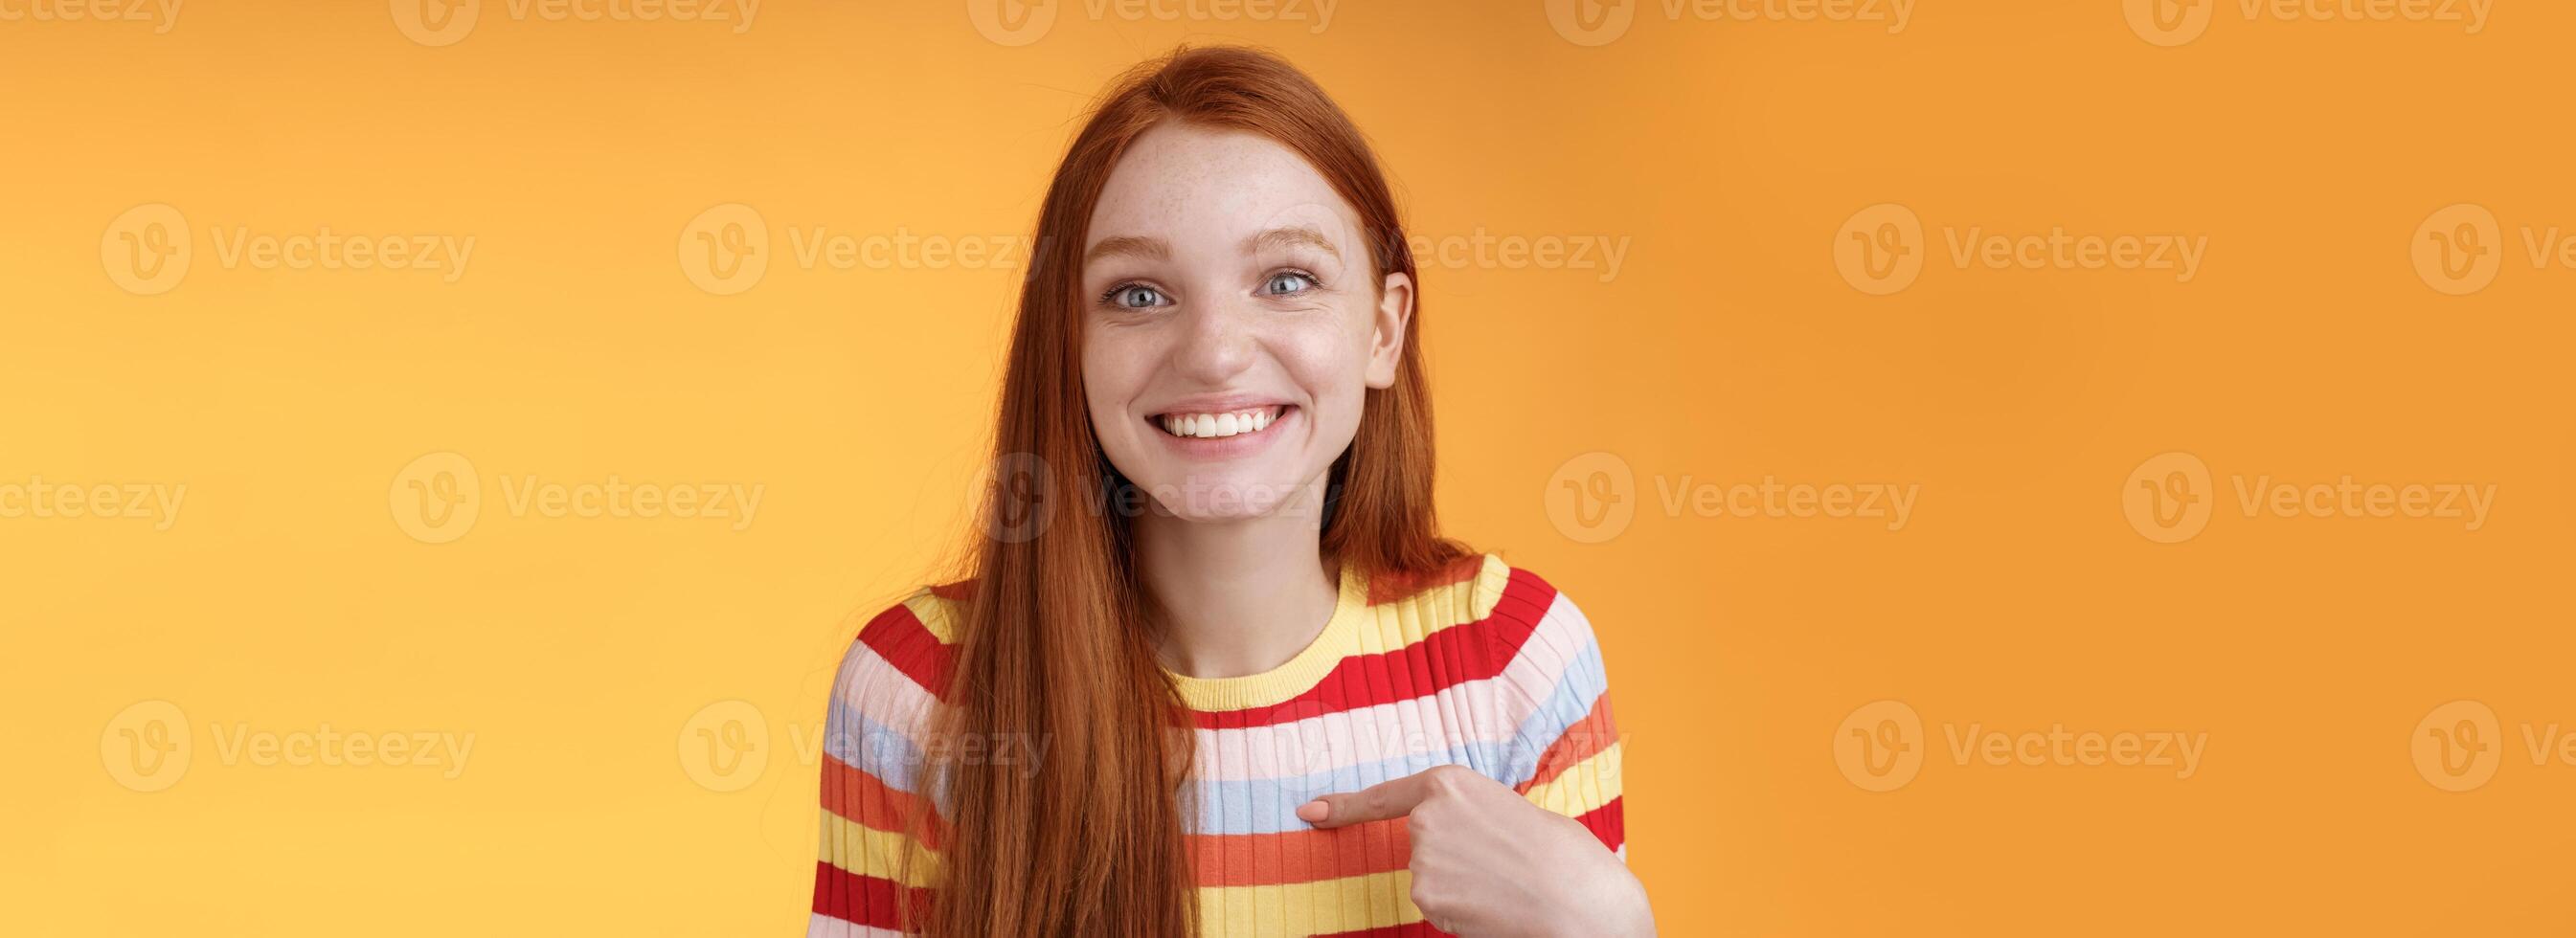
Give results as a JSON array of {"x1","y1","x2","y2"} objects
[{"x1": 6, "y1": 1, "x2": 2573, "y2": 934}]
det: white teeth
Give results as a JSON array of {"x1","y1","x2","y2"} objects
[{"x1": 1156, "y1": 406, "x2": 1284, "y2": 439}]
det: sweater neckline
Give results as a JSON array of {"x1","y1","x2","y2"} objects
[{"x1": 1163, "y1": 557, "x2": 1369, "y2": 713}]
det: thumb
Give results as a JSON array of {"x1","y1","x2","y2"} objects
[{"x1": 1297, "y1": 770, "x2": 1437, "y2": 829}]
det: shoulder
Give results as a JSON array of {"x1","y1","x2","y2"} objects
[
  {"x1": 1360, "y1": 550, "x2": 1535, "y2": 627},
  {"x1": 1360, "y1": 551, "x2": 1601, "y2": 675},
  {"x1": 825, "y1": 581, "x2": 969, "y2": 744},
  {"x1": 1441, "y1": 555, "x2": 1608, "y2": 707}
]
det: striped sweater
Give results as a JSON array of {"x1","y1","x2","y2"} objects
[{"x1": 808, "y1": 552, "x2": 1625, "y2": 937}]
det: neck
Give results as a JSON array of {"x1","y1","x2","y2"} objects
[{"x1": 1134, "y1": 480, "x2": 1340, "y2": 680}]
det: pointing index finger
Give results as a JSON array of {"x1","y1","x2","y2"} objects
[{"x1": 1297, "y1": 769, "x2": 1438, "y2": 829}]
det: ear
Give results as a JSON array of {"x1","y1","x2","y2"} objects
[{"x1": 1364, "y1": 270, "x2": 1413, "y2": 390}]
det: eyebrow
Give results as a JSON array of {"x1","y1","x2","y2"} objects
[
  {"x1": 1243, "y1": 226, "x2": 1341, "y2": 259},
  {"x1": 1081, "y1": 227, "x2": 1342, "y2": 266},
  {"x1": 1084, "y1": 234, "x2": 1167, "y2": 265}
]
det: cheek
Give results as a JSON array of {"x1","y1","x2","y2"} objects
[
  {"x1": 1276, "y1": 318, "x2": 1372, "y2": 432},
  {"x1": 1081, "y1": 332, "x2": 1147, "y2": 419}
]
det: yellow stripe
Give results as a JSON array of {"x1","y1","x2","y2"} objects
[
  {"x1": 1351, "y1": 552, "x2": 1512, "y2": 655},
  {"x1": 818, "y1": 811, "x2": 940, "y2": 887},
  {"x1": 824, "y1": 812, "x2": 1434, "y2": 935},
  {"x1": 899, "y1": 587, "x2": 958, "y2": 643},
  {"x1": 1525, "y1": 741, "x2": 1624, "y2": 819},
  {"x1": 899, "y1": 553, "x2": 1514, "y2": 712},
  {"x1": 818, "y1": 806, "x2": 1574, "y2": 929},
  {"x1": 1194, "y1": 866, "x2": 1422, "y2": 937}
]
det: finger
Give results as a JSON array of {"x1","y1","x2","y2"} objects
[{"x1": 1297, "y1": 769, "x2": 1438, "y2": 828}]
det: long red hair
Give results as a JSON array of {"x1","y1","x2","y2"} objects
[{"x1": 908, "y1": 45, "x2": 1470, "y2": 937}]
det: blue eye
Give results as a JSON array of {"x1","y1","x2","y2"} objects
[
  {"x1": 1263, "y1": 271, "x2": 1318, "y2": 295},
  {"x1": 1102, "y1": 283, "x2": 1167, "y2": 309}
]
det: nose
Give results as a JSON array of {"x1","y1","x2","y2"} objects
[{"x1": 1170, "y1": 295, "x2": 1256, "y2": 384}]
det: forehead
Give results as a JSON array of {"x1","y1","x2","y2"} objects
[{"x1": 1084, "y1": 122, "x2": 1359, "y2": 250}]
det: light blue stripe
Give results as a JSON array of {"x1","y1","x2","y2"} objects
[
  {"x1": 1183, "y1": 638, "x2": 1609, "y2": 836},
  {"x1": 825, "y1": 636, "x2": 1610, "y2": 837}
]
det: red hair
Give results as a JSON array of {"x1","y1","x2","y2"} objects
[{"x1": 907, "y1": 45, "x2": 1470, "y2": 936}]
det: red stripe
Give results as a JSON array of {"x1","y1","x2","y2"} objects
[
  {"x1": 1517, "y1": 691, "x2": 1618, "y2": 793},
  {"x1": 1186, "y1": 816, "x2": 1412, "y2": 887},
  {"x1": 857, "y1": 566, "x2": 1565, "y2": 729},
  {"x1": 809, "y1": 861, "x2": 933, "y2": 931},
  {"x1": 1366, "y1": 553, "x2": 1486, "y2": 605},
  {"x1": 1191, "y1": 568, "x2": 1560, "y2": 729},
  {"x1": 1572, "y1": 795, "x2": 1625, "y2": 853},
  {"x1": 854, "y1": 598, "x2": 953, "y2": 701},
  {"x1": 820, "y1": 752, "x2": 946, "y2": 851},
  {"x1": 1313, "y1": 922, "x2": 1456, "y2": 937}
]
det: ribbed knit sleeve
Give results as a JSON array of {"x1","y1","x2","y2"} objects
[
  {"x1": 808, "y1": 594, "x2": 952, "y2": 937},
  {"x1": 1489, "y1": 574, "x2": 1627, "y2": 861}
]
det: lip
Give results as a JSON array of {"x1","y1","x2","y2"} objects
[
  {"x1": 1147, "y1": 393, "x2": 1294, "y2": 415},
  {"x1": 1145, "y1": 400, "x2": 1296, "y2": 458}
]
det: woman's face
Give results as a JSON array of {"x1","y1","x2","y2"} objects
[{"x1": 1080, "y1": 122, "x2": 1412, "y2": 523}]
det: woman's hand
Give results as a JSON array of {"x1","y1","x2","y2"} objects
[{"x1": 1295, "y1": 765, "x2": 1653, "y2": 938}]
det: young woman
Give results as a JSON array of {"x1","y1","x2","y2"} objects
[{"x1": 808, "y1": 46, "x2": 1650, "y2": 938}]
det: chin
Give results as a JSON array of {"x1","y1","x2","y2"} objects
[{"x1": 1140, "y1": 471, "x2": 1309, "y2": 523}]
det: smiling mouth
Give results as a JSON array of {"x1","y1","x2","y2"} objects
[{"x1": 1152, "y1": 404, "x2": 1292, "y2": 439}]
